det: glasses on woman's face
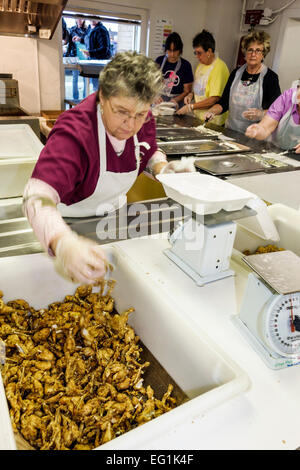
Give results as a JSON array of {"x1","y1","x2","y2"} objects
[
  {"x1": 108, "y1": 99, "x2": 151, "y2": 124},
  {"x1": 193, "y1": 49, "x2": 204, "y2": 57},
  {"x1": 246, "y1": 48, "x2": 264, "y2": 55}
]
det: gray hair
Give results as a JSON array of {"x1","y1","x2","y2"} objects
[
  {"x1": 242, "y1": 30, "x2": 271, "y2": 58},
  {"x1": 99, "y1": 51, "x2": 164, "y2": 103}
]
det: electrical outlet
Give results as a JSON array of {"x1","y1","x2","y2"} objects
[{"x1": 39, "y1": 29, "x2": 51, "y2": 39}]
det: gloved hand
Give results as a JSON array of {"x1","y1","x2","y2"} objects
[
  {"x1": 55, "y1": 231, "x2": 107, "y2": 284},
  {"x1": 294, "y1": 142, "x2": 300, "y2": 154},
  {"x1": 203, "y1": 111, "x2": 215, "y2": 122},
  {"x1": 245, "y1": 123, "x2": 260, "y2": 139},
  {"x1": 184, "y1": 93, "x2": 193, "y2": 105},
  {"x1": 160, "y1": 157, "x2": 196, "y2": 174},
  {"x1": 169, "y1": 99, "x2": 178, "y2": 110},
  {"x1": 242, "y1": 108, "x2": 264, "y2": 121},
  {"x1": 176, "y1": 104, "x2": 190, "y2": 115}
]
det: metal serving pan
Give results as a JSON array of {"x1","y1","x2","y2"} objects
[
  {"x1": 194, "y1": 154, "x2": 269, "y2": 175},
  {"x1": 158, "y1": 139, "x2": 251, "y2": 156},
  {"x1": 156, "y1": 126, "x2": 219, "y2": 141},
  {"x1": 195, "y1": 153, "x2": 293, "y2": 175}
]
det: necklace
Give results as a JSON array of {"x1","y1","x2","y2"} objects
[{"x1": 242, "y1": 64, "x2": 263, "y2": 86}]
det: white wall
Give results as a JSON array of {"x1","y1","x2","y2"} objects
[
  {"x1": 204, "y1": 0, "x2": 243, "y2": 71},
  {"x1": 1, "y1": 0, "x2": 299, "y2": 114},
  {"x1": 0, "y1": 35, "x2": 41, "y2": 113},
  {"x1": 239, "y1": 0, "x2": 300, "y2": 90}
]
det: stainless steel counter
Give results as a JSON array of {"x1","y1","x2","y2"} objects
[{"x1": 0, "y1": 198, "x2": 185, "y2": 258}]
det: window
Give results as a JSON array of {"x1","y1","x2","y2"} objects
[{"x1": 62, "y1": 11, "x2": 141, "y2": 105}]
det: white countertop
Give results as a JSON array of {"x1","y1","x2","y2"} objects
[{"x1": 110, "y1": 235, "x2": 300, "y2": 450}]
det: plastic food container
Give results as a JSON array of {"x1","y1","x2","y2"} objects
[
  {"x1": 0, "y1": 245, "x2": 249, "y2": 450},
  {"x1": 234, "y1": 203, "x2": 300, "y2": 256},
  {"x1": 157, "y1": 173, "x2": 256, "y2": 215},
  {"x1": 0, "y1": 124, "x2": 43, "y2": 198}
]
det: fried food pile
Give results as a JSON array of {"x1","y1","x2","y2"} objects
[
  {"x1": 243, "y1": 244, "x2": 285, "y2": 256},
  {"x1": 0, "y1": 281, "x2": 176, "y2": 450}
]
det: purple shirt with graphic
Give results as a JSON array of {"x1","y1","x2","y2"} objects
[
  {"x1": 267, "y1": 88, "x2": 300, "y2": 125},
  {"x1": 155, "y1": 56, "x2": 194, "y2": 95},
  {"x1": 32, "y1": 93, "x2": 157, "y2": 206}
]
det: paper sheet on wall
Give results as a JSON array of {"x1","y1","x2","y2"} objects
[{"x1": 153, "y1": 17, "x2": 173, "y2": 57}]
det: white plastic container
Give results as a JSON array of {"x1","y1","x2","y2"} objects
[
  {"x1": 0, "y1": 124, "x2": 43, "y2": 198},
  {"x1": 234, "y1": 203, "x2": 300, "y2": 256},
  {"x1": 0, "y1": 246, "x2": 249, "y2": 450},
  {"x1": 157, "y1": 173, "x2": 256, "y2": 215}
]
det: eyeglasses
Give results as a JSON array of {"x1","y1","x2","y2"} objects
[
  {"x1": 246, "y1": 48, "x2": 264, "y2": 55},
  {"x1": 108, "y1": 99, "x2": 151, "y2": 124},
  {"x1": 193, "y1": 49, "x2": 204, "y2": 56}
]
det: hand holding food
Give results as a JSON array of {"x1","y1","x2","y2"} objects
[
  {"x1": 54, "y1": 232, "x2": 107, "y2": 284},
  {"x1": 203, "y1": 111, "x2": 215, "y2": 122}
]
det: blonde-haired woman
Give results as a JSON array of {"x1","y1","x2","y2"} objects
[{"x1": 204, "y1": 31, "x2": 281, "y2": 133}]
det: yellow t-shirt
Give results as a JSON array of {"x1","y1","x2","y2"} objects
[{"x1": 193, "y1": 56, "x2": 229, "y2": 126}]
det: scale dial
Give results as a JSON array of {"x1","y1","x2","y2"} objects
[{"x1": 262, "y1": 293, "x2": 300, "y2": 357}]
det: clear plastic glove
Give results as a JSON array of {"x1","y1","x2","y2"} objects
[
  {"x1": 242, "y1": 108, "x2": 264, "y2": 121},
  {"x1": 294, "y1": 142, "x2": 300, "y2": 154},
  {"x1": 245, "y1": 123, "x2": 260, "y2": 138},
  {"x1": 160, "y1": 157, "x2": 196, "y2": 174},
  {"x1": 170, "y1": 99, "x2": 179, "y2": 110},
  {"x1": 184, "y1": 93, "x2": 193, "y2": 105},
  {"x1": 55, "y1": 231, "x2": 107, "y2": 284},
  {"x1": 203, "y1": 111, "x2": 215, "y2": 122}
]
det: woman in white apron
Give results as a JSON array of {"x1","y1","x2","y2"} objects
[
  {"x1": 204, "y1": 31, "x2": 281, "y2": 133},
  {"x1": 176, "y1": 30, "x2": 229, "y2": 126},
  {"x1": 23, "y1": 52, "x2": 194, "y2": 285},
  {"x1": 245, "y1": 82, "x2": 300, "y2": 152}
]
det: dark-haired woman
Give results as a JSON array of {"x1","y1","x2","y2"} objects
[
  {"x1": 177, "y1": 30, "x2": 229, "y2": 125},
  {"x1": 155, "y1": 32, "x2": 193, "y2": 108}
]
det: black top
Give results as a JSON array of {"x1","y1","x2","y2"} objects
[
  {"x1": 67, "y1": 24, "x2": 88, "y2": 57},
  {"x1": 218, "y1": 67, "x2": 281, "y2": 113}
]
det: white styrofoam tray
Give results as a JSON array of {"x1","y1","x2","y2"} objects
[
  {"x1": 234, "y1": 203, "x2": 300, "y2": 258},
  {"x1": 156, "y1": 173, "x2": 256, "y2": 215},
  {"x1": 0, "y1": 124, "x2": 43, "y2": 198},
  {"x1": 0, "y1": 246, "x2": 249, "y2": 450}
]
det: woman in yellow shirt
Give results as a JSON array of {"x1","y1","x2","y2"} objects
[{"x1": 177, "y1": 30, "x2": 229, "y2": 126}]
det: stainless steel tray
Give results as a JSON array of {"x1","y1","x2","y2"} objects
[
  {"x1": 195, "y1": 154, "x2": 268, "y2": 175},
  {"x1": 158, "y1": 140, "x2": 251, "y2": 156},
  {"x1": 243, "y1": 251, "x2": 300, "y2": 294},
  {"x1": 156, "y1": 127, "x2": 219, "y2": 141}
]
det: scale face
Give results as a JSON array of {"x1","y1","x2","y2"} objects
[
  {"x1": 262, "y1": 293, "x2": 300, "y2": 357},
  {"x1": 235, "y1": 251, "x2": 300, "y2": 369}
]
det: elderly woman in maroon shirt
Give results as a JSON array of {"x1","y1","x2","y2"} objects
[{"x1": 23, "y1": 52, "x2": 195, "y2": 285}]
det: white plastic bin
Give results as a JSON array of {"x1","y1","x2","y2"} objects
[
  {"x1": 234, "y1": 203, "x2": 300, "y2": 256},
  {"x1": 0, "y1": 246, "x2": 249, "y2": 450},
  {"x1": 0, "y1": 124, "x2": 43, "y2": 198}
]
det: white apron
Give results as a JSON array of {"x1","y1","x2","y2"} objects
[
  {"x1": 193, "y1": 60, "x2": 215, "y2": 100},
  {"x1": 160, "y1": 55, "x2": 182, "y2": 99},
  {"x1": 58, "y1": 105, "x2": 146, "y2": 217},
  {"x1": 273, "y1": 90, "x2": 300, "y2": 150},
  {"x1": 226, "y1": 63, "x2": 267, "y2": 133}
]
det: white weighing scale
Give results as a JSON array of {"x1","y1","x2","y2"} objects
[
  {"x1": 234, "y1": 250, "x2": 300, "y2": 370},
  {"x1": 156, "y1": 173, "x2": 279, "y2": 287}
]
